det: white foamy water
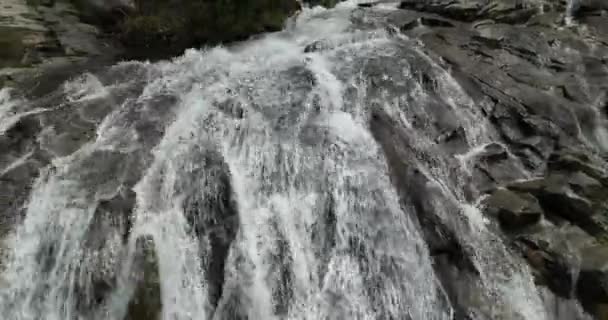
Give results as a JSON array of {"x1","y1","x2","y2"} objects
[{"x1": 0, "y1": 88, "x2": 46, "y2": 136}]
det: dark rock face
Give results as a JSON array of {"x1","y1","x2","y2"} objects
[
  {"x1": 384, "y1": 0, "x2": 608, "y2": 318},
  {"x1": 576, "y1": 0, "x2": 608, "y2": 16},
  {"x1": 484, "y1": 188, "x2": 543, "y2": 230},
  {"x1": 515, "y1": 234, "x2": 577, "y2": 298},
  {"x1": 126, "y1": 236, "x2": 162, "y2": 320},
  {"x1": 0, "y1": 0, "x2": 305, "y2": 77},
  {"x1": 306, "y1": 0, "x2": 341, "y2": 7},
  {"x1": 506, "y1": 152, "x2": 608, "y2": 237},
  {"x1": 71, "y1": 0, "x2": 135, "y2": 25},
  {"x1": 180, "y1": 148, "x2": 239, "y2": 310},
  {"x1": 370, "y1": 108, "x2": 479, "y2": 319},
  {"x1": 119, "y1": 0, "x2": 301, "y2": 58},
  {"x1": 578, "y1": 245, "x2": 608, "y2": 302}
]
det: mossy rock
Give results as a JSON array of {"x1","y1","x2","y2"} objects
[
  {"x1": 305, "y1": 0, "x2": 341, "y2": 8},
  {"x1": 69, "y1": 0, "x2": 135, "y2": 27},
  {"x1": 120, "y1": 0, "x2": 301, "y2": 56}
]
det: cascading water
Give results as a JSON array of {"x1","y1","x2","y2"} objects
[
  {"x1": 0, "y1": 1, "x2": 594, "y2": 320},
  {"x1": 565, "y1": 0, "x2": 580, "y2": 25}
]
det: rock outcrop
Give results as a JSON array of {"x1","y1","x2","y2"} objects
[
  {"x1": 0, "y1": 0, "x2": 124, "y2": 90},
  {"x1": 376, "y1": 0, "x2": 608, "y2": 317},
  {"x1": 119, "y1": 0, "x2": 301, "y2": 58},
  {"x1": 0, "y1": 0, "x2": 310, "y2": 84}
]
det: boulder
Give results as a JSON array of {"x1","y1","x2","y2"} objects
[
  {"x1": 577, "y1": 245, "x2": 608, "y2": 317},
  {"x1": 484, "y1": 188, "x2": 543, "y2": 230},
  {"x1": 576, "y1": 0, "x2": 608, "y2": 16},
  {"x1": 548, "y1": 151, "x2": 608, "y2": 186},
  {"x1": 399, "y1": 0, "x2": 484, "y2": 22},
  {"x1": 464, "y1": 142, "x2": 529, "y2": 193},
  {"x1": 305, "y1": 0, "x2": 341, "y2": 7},
  {"x1": 516, "y1": 237, "x2": 575, "y2": 298},
  {"x1": 71, "y1": 0, "x2": 136, "y2": 26},
  {"x1": 507, "y1": 170, "x2": 608, "y2": 237},
  {"x1": 514, "y1": 223, "x2": 595, "y2": 299}
]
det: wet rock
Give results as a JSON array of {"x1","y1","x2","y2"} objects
[
  {"x1": 0, "y1": 114, "x2": 44, "y2": 235},
  {"x1": 419, "y1": 16, "x2": 455, "y2": 27},
  {"x1": 94, "y1": 188, "x2": 136, "y2": 242},
  {"x1": 511, "y1": 135, "x2": 555, "y2": 170},
  {"x1": 400, "y1": 16, "x2": 455, "y2": 30},
  {"x1": 306, "y1": 0, "x2": 341, "y2": 7},
  {"x1": 357, "y1": 2, "x2": 378, "y2": 8},
  {"x1": 71, "y1": 0, "x2": 135, "y2": 26},
  {"x1": 310, "y1": 192, "x2": 337, "y2": 285},
  {"x1": 507, "y1": 168, "x2": 608, "y2": 237},
  {"x1": 120, "y1": 0, "x2": 301, "y2": 58},
  {"x1": 577, "y1": 245, "x2": 608, "y2": 318},
  {"x1": 180, "y1": 148, "x2": 238, "y2": 310},
  {"x1": 73, "y1": 191, "x2": 135, "y2": 318},
  {"x1": 400, "y1": 18, "x2": 421, "y2": 31},
  {"x1": 576, "y1": 0, "x2": 608, "y2": 16},
  {"x1": 399, "y1": 0, "x2": 483, "y2": 22},
  {"x1": 126, "y1": 236, "x2": 162, "y2": 320},
  {"x1": 515, "y1": 235, "x2": 576, "y2": 298},
  {"x1": 470, "y1": 143, "x2": 527, "y2": 193},
  {"x1": 304, "y1": 40, "x2": 331, "y2": 53},
  {"x1": 399, "y1": 0, "x2": 538, "y2": 24},
  {"x1": 0, "y1": 0, "x2": 123, "y2": 91},
  {"x1": 369, "y1": 108, "x2": 480, "y2": 318},
  {"x1": 548, "y1": 151, "x2": 608, "y2": 185},
  {"x1": 398, "y1": 0, "x2": 608, "y2": 189},
  {"x1": 484, "y1": 188, "x2": 543, "y2": 230}
]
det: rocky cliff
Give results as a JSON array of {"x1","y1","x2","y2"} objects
[{"x1": 384, "y1": 0, "x2": 608, "y2": 318}]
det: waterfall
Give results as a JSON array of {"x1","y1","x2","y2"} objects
[
  {"x1": 0, "y1": 1, "x2": 585, "y2": 319},
  {"x1": 565, "y1": 0, "x2": 580, "y2": 25}
]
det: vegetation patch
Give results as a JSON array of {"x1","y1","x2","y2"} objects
[{"x1": 118, "y1": 0, "x2": 301, "y2": 54}]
